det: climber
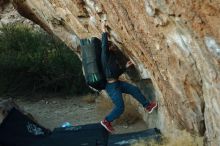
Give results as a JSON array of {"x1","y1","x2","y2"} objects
[{"x1": 100, "y1": 20, "x2": 158, "y2": 133}]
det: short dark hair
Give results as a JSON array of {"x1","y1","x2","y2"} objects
[{"x1": 108, "y1": 41, "x2": 117, "y2": 51}]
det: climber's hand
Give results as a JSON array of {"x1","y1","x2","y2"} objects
[
  {"x1": 126, "y1": 61, "x2": 133, "y2": 68},
  {"x1": 101, "y1": 20, "x2": 107, "y2": 32}
]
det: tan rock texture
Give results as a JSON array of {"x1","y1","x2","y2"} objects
[
  {"x1": 0, "y1": 0, "x2": 37, "y2": 27},
  {"x1": 3, "y1": 0, "x2": 220, "y2": 145}
]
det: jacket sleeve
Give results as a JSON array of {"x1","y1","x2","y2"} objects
[{"x1": 101, "y1": 32, "x2": 110, "y2": 67}]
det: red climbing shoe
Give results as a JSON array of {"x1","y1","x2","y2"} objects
[
  {"x1": 101, "y1": 119, "x2": 114, "y2": 133},
  {"x1": 145, "y1": 101, "x2": 158, "y2": 113}
]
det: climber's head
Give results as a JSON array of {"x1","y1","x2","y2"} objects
[{"x1": 108, "y1": 41, "x2": 117, "y2": 51}]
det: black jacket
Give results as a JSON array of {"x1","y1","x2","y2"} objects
[{"x1": 101, "y1": 32, "x2": 125, "y2": 79}]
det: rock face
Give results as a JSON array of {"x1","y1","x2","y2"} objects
[
  {"x1": 0, "y1": 0, "x2": 38, "y2": 28},
  {"x1": 3, "y1": 0, "x2": 220, "y2": 145}
]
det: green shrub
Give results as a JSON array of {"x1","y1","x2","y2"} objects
[{"x1": 0, "y1": 24, "x2": 92, "y2": 96}]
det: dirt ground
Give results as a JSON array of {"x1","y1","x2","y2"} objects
[{"x1": 14, "y1": 95, "x2": 147, "y2": 134}]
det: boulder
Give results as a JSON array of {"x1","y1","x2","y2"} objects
[{"x1": 2, "y1": 0, "x2": 220, "y2": 145}]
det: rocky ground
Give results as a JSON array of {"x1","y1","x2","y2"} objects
[{"x1": 13, "y1": 95, "x2": 147, "y2": 134}]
